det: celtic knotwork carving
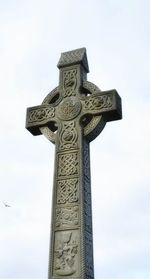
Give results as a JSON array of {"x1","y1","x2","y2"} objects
[
  {"x1": 54, "y1": 231, "x2": 78, "y2": 276},
  {"x1": 56, "y1": 206, "x2": 79, "y2": 227},
  {"x1": 57, "y1": 178, "x2": 78, "y2": 204},
  {"x1": 58, "y1": 152, "x2": 79, "y2": 177},
  {"x1": 59, "y1": 121, "x2": 78, "y2": 150},
  {"x1": 84, "y1": 95, "x2": 113, "y2": 111},
  {"x1": 57, "y1": 97, "x2": 81, "y2": 121},
  {"x1": 28, "y1": 107, "x2": 55, "y2": 123},
  {"x1": 63, "y1": 69, "x2": 77, "y2": 97}
]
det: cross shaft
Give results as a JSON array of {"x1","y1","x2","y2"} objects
[{"x1": 26, "y1": 48, "x2": 122, "y2": 279}]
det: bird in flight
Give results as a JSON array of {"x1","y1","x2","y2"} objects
[{"x1": 3, "y1": 202, "x2": 11, "y2": 207}]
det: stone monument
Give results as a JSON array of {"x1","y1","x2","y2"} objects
[{"x1": 26, "y1": 48, "x2": 122, "y2": 279}]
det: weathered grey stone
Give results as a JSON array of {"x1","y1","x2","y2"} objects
[{"x1": 26, "y1": 48, "x2": 122, "y2": 279}]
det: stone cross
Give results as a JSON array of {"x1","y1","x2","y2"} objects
[{"x1": 26, "y1": 48, "x2": 122, "y2": 279}]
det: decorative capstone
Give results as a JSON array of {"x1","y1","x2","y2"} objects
[
  {"x1": 57, "y1": 47, "x2": 89, "y2": 73},
  {"x1": 26, "y1": 47, "x2": 122, "y2": 279}
]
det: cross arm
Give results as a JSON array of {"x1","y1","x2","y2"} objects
[
  {"x1": 80, "y1": 89, "x2": 122, "y2": 122},
  {"x1": 26, "y1": 104, "x2": 56, "y2": 135}
]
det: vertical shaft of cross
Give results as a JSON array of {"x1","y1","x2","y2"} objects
[
  {"x1": 48, "y1": 127, "x2": 93, "y2": 279},
  {"x1": 47, "y1": 52, "x2": 94, "y2": 278}
]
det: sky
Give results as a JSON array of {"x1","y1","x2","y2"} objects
[{"x1": 0, "y1": 0, "x2": 150, "y2": 278}]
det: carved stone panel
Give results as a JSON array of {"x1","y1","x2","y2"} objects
[
  {"x1": 55, "y1": 206, "x2": 79, "y2": 228},
  {"x1": 57, "y1": 152, "x2": 79, "y2": 177},
  {"x1": 84, "y1": 95, "x2": 113, "y2": 112},
  {"x1": 53, "y1": 230, "x2": 79, "y2": 277},
  {"x1": 59, "y1": 121, "x2": 78, "y2": 150},
  {"x1": 63, "y1": 69, "x2": 77, "y2": 97},
  {"x1": 57, "y1": 178, "x2": 79, "y2": 204},
  {"x1": 27, "y1": 106, "x2": 55, "y2": 123}
]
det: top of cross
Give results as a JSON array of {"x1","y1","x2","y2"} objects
[{"x1": 57, "y1": 47, "x2": 89, "y2": 73}]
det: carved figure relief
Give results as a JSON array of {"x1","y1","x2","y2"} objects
[
  {"x1": 56, "y1": 206, "x2": 79, "y2": 228},
  {"x1": 54, "y1": 231, "x2": 78, "y2": 276},
  {"x1": 58, "y1": 152, "x2": 79, "y2": 177},
  {"x1": 63, "y1": 69, "x2": 77, "y2": 97},
  {"x1": 28, "y1": 107, "x2": 55, "y2": 123},
  {"x1": 57, "y1": 178, "x2": 78, "y2": 204},
  {"x1": 59, "y1": 121, "x2": 78, "y2": 150},
  {"x1": 57, "y1": 97, "x2": 81, "y2": 121},
  {"x1": 84, "y1": 95, "x2": 112, "y2": 111}
]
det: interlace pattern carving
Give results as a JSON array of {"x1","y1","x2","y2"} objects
[
  {"x1": 58, "y1": 152, "x2": 78, "y2": 177},
  {"x1": 57, "y1": 178, "x2": 78, "y2": 204},
  {"x1": 54, "y1": 231, "x2": 78, "y2": 276},
  {"x1": 28, "y1": 107, "x2": 55, "y2": 123},
  {"x1": 56, "y1": 206, "x2": 79, "y2": 228},
  {"x1": 63, "y1": 69, "x2": 77, "y2": 97},
  {"x1": 59, "y1": 121, "x2": 78, "y2": 150},
  {"x1": 84, "y1": 95, "x2": 112, "y2": 111}
]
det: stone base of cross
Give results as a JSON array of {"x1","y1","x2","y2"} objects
[{"x1": 26, "y1": 48, "x2": 122, "y2": 279}]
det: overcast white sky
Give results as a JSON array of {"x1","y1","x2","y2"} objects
[{"x1": 0, "y1": 1, "x2": 150, "y2": 278}]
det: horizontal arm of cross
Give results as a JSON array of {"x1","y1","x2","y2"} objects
[
  {"x1": 80, "y1": 89, "x2": 122, "y2": 122},
  {"x1": 26, "y1": 104, "x2": 56, "y2": 135}
]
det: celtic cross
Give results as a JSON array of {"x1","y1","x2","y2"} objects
[{"x1": 26, "y1": 48, "x2": 122, "y2": 279}]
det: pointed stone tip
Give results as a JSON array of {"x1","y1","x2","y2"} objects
[{"x1": 57, "y1": 47, "x2": 89, "y2": 73}]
